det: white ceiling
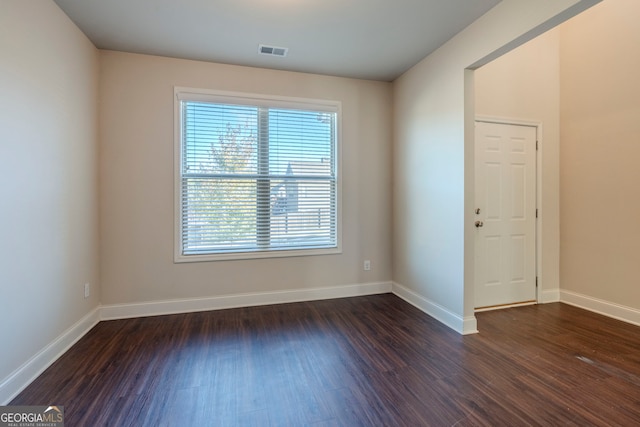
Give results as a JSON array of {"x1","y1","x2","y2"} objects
[{"x1": 54, "y1": 0, "x2": 501, "y2": 82}]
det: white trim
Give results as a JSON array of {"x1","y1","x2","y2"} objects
[
  {"x1": 392, "y1": 282, "x2": 478, "y2": 335},
  {"x1": 560, "y1": 290, "x2": 640, "y2": 327},
  {"x1": 0, "y1": 307, "x2": 101, "y2": 405},
  {"x1": 175, "y1": 247, "x2": 343, "y2": 263},
  {"x1": 101, "y1": 282, "x2": 392, "y2": 320},
  {"x1": 175, "y1": 87, "x2": 341, "y2": 112},
  {"x1": 541, "y1": 288, "x2": 561, "y2": 303},
  {"x1": 461, "y1": 315, "x2": 478, "y2": 335},
  {"x1": 173, "y1": 87, "x2": 343, "y2": 264}
]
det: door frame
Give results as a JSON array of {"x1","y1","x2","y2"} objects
[{"x1": 475, "y1": 116, "x2": 542, "y2": 308}]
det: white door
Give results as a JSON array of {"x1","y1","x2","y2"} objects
[{"x1": 474, "y1": 121, "x2": 537, "y2": 309}]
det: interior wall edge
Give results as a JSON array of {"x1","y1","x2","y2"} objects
[{"x1": 392, "y1": 282, "x2": 478, "y2": 335}]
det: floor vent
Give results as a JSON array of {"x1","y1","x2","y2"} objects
[{"x1": 259, "y1": 44, "x2": 288, "y2": 57}]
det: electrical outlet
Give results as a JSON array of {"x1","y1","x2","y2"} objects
[
  {"x1": 364, "y1": 260, "x2": 371, "y2": 271},
  {"x1": 84, "y1": 283, "x2": 90, "y2": 299}
]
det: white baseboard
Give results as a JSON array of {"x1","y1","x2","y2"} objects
[
  {"x1": 391, "y1": 282, "x2": 477, "y2": 335},
  {"x1": 0, "y1": 307, "x2": 100, "y2": 405},
  {"x1": 1, "y1": 282, "x2": 391, "y2": 405},
  {"x1": 560, "y1": 290, "x2": 640, "y2": 327},
  {"x1": 540, "y1": 288, "x2": 561, "y2": 303},
  {"x1": 100, "y1": 281, "x2": 393, "y2": 321}
]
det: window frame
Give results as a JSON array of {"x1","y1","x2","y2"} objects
[{"x1": 174, "y1": 87, "x2": 342, "y2": 263}]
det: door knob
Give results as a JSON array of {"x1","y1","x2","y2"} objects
[{"x1": 475, "y1": 221, "x2": 484, "y2": 228}]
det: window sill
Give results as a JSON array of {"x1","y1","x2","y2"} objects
[{"x1": 174, "y1": 246, "x2": 342, "y2": 263}]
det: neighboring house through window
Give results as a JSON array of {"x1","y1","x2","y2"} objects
[{"x1": 174, "y1": 88, "x2": 341, "y2": 262}]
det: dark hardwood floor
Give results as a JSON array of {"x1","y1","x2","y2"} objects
[{"x1": 11, "y1": 294, "x2": 640, "y2": 426}]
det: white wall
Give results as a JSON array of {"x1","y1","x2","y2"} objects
[
  {"x1": 99, "y1": 51, "x2": 392, "y2": 306},
  {"x1": 0, "y1": 0, "x2": 100, "y2": 400},
  {"x1": 475, "y1": 29, "x2": 562, "y2": 303},
  {"x1": 392, "y1": 0, "x2": 600, "y2": 334},
  {"x1": 560, "y1": 0, "x2": 640, "y2": 311}
]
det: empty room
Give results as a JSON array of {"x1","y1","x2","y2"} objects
[{"x1": 2, "y1": 0, "x2": 639, "y2": 425}]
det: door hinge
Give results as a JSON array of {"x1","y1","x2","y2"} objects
[
  {"x1": 536, "y1": 277, "x2": 538, "y2": 287},
  {"x1": 536, "y1": 208, "x2": 538, "y2": 218},
  {"x1": 536, "y1": 140, "x2": 539, "y2": 150}
]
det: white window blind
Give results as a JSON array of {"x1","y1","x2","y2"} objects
[{"x1": 176, "y1": 90, "x2": 339, "y2": 260}]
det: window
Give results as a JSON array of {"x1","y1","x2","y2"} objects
[{"x1": 175, "y1": 88, "x2": 341, "y2": 262}]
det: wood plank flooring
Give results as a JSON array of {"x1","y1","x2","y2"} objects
[{"x1": 11, "y1": 294, "x2": 640, "y2": 426}]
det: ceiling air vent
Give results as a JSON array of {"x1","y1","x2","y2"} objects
[{"x1": 259, "y1": 44, "x2": 288, "y2": 57}]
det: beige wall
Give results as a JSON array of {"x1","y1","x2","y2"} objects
[
  {"x1": 475, "y1": 29, "x2": 562, "y2": 302},
  {"x1": 2, "y1": 1, "x2": 619, "y2": 400},
  {"x1": 560, "y1": 0, "x2": 640, "y2": 308},
  {"x1": 393, "y1": 0, "x2": 599, "y2": 333},
  {"x1": 0, "y1": 0, "x2": 99, "y2": 390},
  {"x1": 99, "y1": 51, "x2": 392, "y2": 305}
]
